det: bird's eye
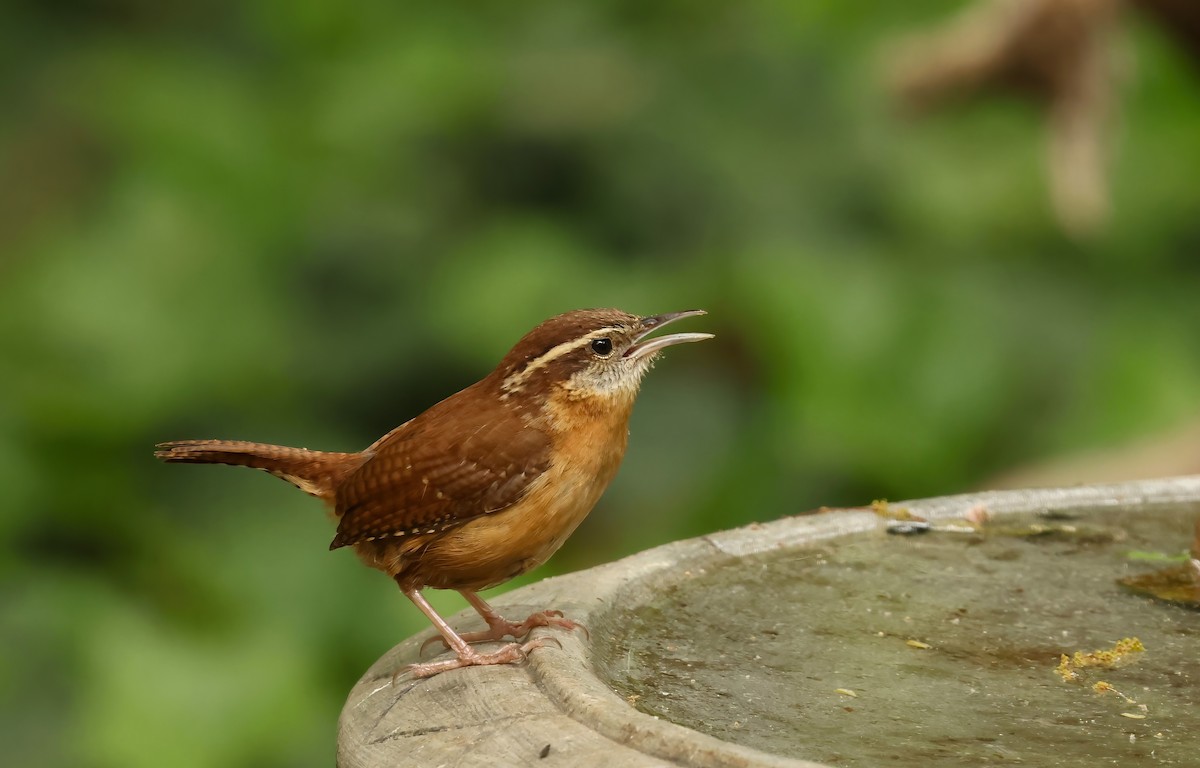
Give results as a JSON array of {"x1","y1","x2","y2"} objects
[{"x1": 590, "y1": 337, "x2": 614, "y2": 358}]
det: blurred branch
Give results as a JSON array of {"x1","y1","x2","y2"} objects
[{"x1": 884, "y1": 0, "x2": 1200, "y2": 237}]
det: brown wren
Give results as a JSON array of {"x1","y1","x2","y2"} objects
[{"x1": 156, "y1": 308, "x2": 711, "y2": 677}]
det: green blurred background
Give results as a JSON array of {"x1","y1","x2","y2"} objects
[{"x1": 2, "y1": 2, "x2": 1198, "y2": 766}]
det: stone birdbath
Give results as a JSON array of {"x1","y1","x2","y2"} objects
[{"x1": 337, "y1": 477, "x2": 1200, "y2": 767}]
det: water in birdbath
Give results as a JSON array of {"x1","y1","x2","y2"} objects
[{"x1": 594, "y1": 503, "x2": 1200, "y2": 766}]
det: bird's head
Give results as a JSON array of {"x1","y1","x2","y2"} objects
[{"x1": 495, "y1": 308, "x2": 712, "y2": 405}]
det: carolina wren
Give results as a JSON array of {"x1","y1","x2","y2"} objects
[{"x1": 156, "y1": 308, "x2": 711, "y2": 677}]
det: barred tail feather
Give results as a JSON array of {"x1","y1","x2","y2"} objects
[{"x1": 154, "y1": 439, "x2": 362, "y2": 501}]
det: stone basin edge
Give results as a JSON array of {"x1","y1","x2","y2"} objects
[
  {"x1": 341, "y1": 476, "x2": 1200, "y2": 767},
  {"x1": 528, "y1": 476, "x2": 1200, "y2": 766}
]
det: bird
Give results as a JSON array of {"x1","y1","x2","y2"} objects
[{"x1": 155, "y1": 308, "x2": 712, "y2": 677}]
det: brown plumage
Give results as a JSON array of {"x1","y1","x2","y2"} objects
[
  {"x1": 154, "y1": 440, "x2": 363, "y2": 502},
  {"x1": 156, "y1": 308, "x2": 711, "y2": 677}
]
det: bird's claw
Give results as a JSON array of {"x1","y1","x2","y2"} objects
[
  {"x1": 418, "y1": 609, "x2": 585, "y2": 656},
  {"x1": 405, "y1": 636, "x2": 558, "y2": 679}
]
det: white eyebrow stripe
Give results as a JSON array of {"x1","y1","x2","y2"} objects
[{"x1": 502, "y1": 327, "x2": 623, "y2": 392}]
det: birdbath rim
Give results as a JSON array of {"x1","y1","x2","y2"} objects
[{"x1": 337, "y1": 475, "x2": 1200, "y2": 768}]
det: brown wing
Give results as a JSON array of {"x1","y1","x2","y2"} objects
[{"x1": 329, "y1": 392, "x2": 551, "y2": 550}]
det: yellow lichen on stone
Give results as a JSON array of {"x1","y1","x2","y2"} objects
[
  {"x1": 871, "y1": 499, "x2": 917, "y2": 520},
  {"x1": 1056, "y1": 638, "x2": 1145, "y2": 684},
  {"x1": 1055, "y1": 654, "x2": 1079, "y2": 682}
]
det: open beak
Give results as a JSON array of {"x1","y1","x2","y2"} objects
[{"x1": 624, "y1": 309, "x2": 714, "y2": 361}]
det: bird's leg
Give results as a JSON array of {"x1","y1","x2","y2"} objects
[
  {"x1": 403, "y1": 588, "x2": 554, "y2": 678},
  {"x1": 419, "y1": 590, "x2": 584, "y2": 655}
]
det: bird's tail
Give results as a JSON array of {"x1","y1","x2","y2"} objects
[{"x1": 154, "y1": 439, "x2": 363, "y2": 501}]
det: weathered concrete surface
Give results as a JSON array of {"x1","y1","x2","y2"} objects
[{"x1": 338, "y1": 476, "x2": 1200, "y2": 767}]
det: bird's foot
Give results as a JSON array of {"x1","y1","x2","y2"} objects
[
  {"x1": 406, "y1": 636, "x2": 560, "y2": 679},
  {"x1": 473, "y1": 609, "x2": 585, "y2": 642},
  {"x1": 420, "y1": 609, "x2": 586, "y2": 655}
]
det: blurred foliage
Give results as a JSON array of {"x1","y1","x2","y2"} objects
[{"x1": 1, "y1": 1, "x2": 1199, "y2": 766}]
